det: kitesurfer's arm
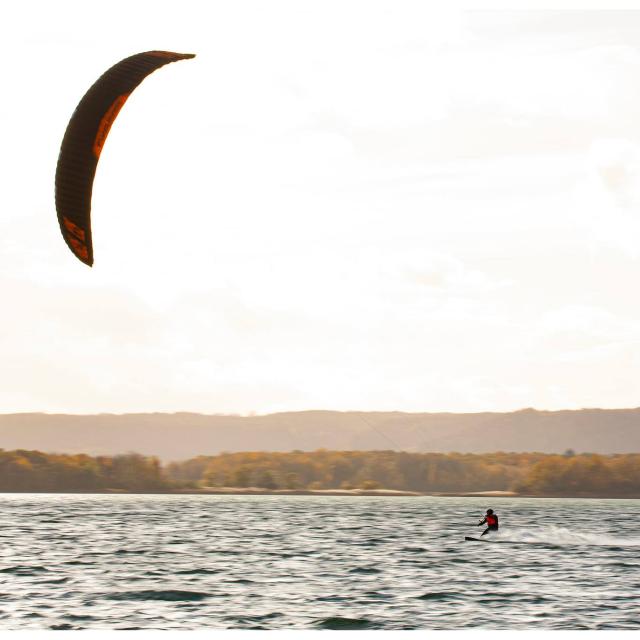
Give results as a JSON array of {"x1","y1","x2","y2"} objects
[{"x1": 477, "y1": 517, "x2": 487, "y2": 526}]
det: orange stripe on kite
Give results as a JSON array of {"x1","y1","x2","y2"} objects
[
  {"x1": 67, "y1": 235, "x2": 90, "y2": 262},
  {"x1": 93, "y1": 94, "x2": 129, "y2": 158},
  {"x1": 62, "y1": 216, "x2": 86, "y2": 241}
]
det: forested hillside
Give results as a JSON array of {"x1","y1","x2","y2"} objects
[
  {"x1": 1, "y1": 448, "x2": 639, "y2": 497},
  {"x1": 167, "y1": 450, "x2": 640, "y2": 496}
]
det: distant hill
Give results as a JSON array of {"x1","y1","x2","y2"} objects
[{"x1": 1, "y1": 408, "x2": 639, "y2": 462}]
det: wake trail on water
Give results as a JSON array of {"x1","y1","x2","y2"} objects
[{"x1": 490, "y1": 526, "x2": 640, "y2": 547}]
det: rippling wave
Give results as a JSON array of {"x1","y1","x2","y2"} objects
[{"x1": 0, "y1": 494, "x2": 638, "y2": 629}]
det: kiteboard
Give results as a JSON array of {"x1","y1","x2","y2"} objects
[{"x1": 464, "y1": 536, "x2": 490, "y2": 542}]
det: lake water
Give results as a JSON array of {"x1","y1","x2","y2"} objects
[{"x1": 0, "y1": 494, "x2": 638, "y2": 630}]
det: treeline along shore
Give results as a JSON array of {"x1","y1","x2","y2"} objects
[{"x1": 1, "y1": 448, "x2": 639, "y2": 498}]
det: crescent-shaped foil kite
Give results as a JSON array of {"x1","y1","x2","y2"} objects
[{"x1": 55, "y1": 51, "x2": 195, "y2": 266}]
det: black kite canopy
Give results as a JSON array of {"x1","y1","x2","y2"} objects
[{"x1": 55, "y1": 50, "x2": 195, "y2": 266}]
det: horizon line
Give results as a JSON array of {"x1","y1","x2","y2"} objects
[{"x1": 2, "y1": 405, "x2": 640, "y2": 418}]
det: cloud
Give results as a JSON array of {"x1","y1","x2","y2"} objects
[
  {"x1": 568, "y1": 138, "x2": 640, "y2": 258},
  {"x1": 588, "y1": 138, "x2": 640, "y2": 206},
  {"x1": 385, "y1": 251, "x2": 513, "y2": 297}
]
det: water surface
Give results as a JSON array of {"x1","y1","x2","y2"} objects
[{"x1": 0, "y1": 494, "x2": 638, "y2": 629}]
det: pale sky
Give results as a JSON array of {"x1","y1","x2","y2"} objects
[{"x1": 2, "y1": 2, "x2": 640, "y2": 414}]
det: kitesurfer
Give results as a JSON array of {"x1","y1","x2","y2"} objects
[{"x1": 477, "y1": 508, "x2": 499, "y2": 536}]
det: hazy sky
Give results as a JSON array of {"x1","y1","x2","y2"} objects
[{"x1": 3, "y1": 2, "x2": 640, "y2": 414}]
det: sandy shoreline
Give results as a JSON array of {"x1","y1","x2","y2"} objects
[
  {"x1": 0, "y1": 488, "x2": 637, "y2": 499},
  {"x1": 179, "y1": 488, "x2": 637, "y2": 499}
]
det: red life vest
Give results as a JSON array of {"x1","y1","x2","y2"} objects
[{"x1": 486, "y1": 514, "x2": 497, "y2": 527}]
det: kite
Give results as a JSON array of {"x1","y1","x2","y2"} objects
[{"x1": 55, "y1": 50, "x2": 195, "y2": 266}]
